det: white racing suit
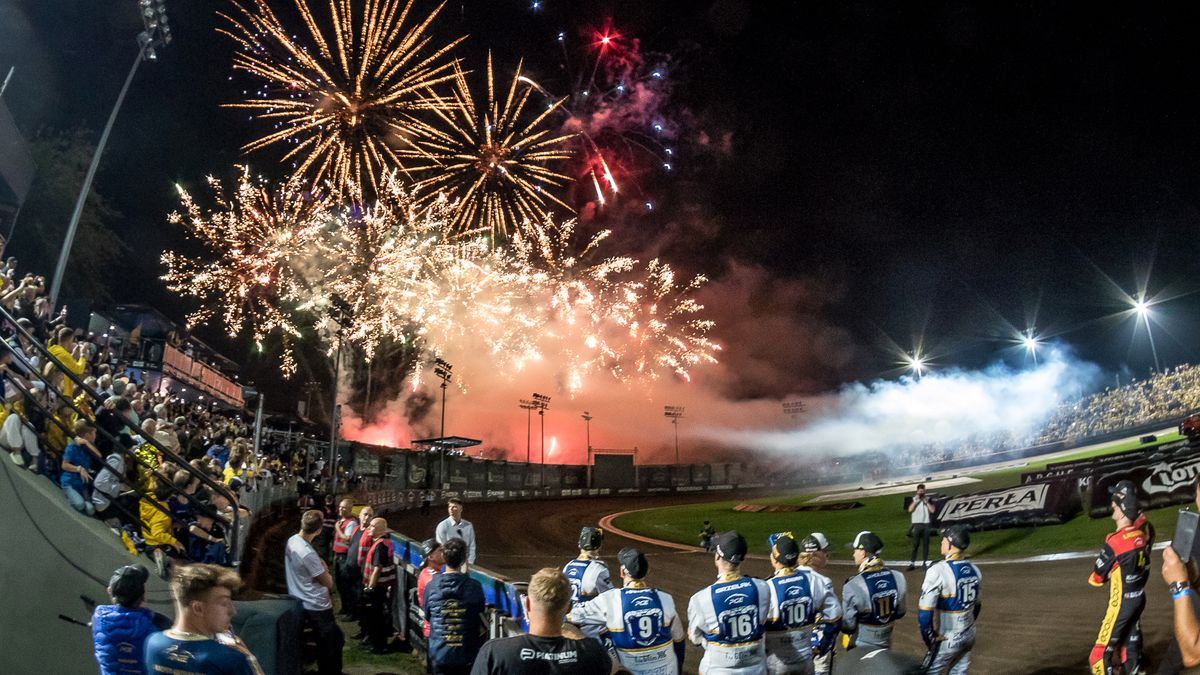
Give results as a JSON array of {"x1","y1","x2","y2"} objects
[
  {"x1": 569, "y1": 582, "x2": 685, "y2": 675},
  {"x1": 763, "y1": 566, "x2": 842, "y2": 675},
  {"x1": 688, "y1": 573, "x2": 772, "y2": 674},
  {"x1": 564, "y1": 555, "x2": 613, "y2": 640},
  {"x1": 841, "y1": 558, "x2": 907, "y2": 650},
  {"x1": 919, "y1": 555, "x2": 982, "y2": 674}
]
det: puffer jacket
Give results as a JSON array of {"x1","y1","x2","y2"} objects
[
  {"x1": 92, "y1": 604, "x2": 157, "y2": 675},
  {"x1": 424, "y1": 571, "x2": 486, "y2": 668}
]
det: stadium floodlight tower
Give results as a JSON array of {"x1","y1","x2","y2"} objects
[
  {"x1": 664, "y1": 406, "x2": 685, "y2": 463},
  {"x1": 434, "y1": 358, "x2": 453, "y2": 439},
  {"x1": 532, "y1": 393, "x2": 551, "y2": 485},
  {"x1": 581, "y1": 411, "x2": 593, "y2": 452},
  {"x1": 51, "y1": 0, "x2": 171, "y2": 307},
  {"x1": 1132, "y1": 297, "x2": 1161, "y2": 373},
  {"x1": 519, "y1": 399, "x2": 538, "y2": 463}
]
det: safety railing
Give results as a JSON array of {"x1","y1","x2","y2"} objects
[{"x1": 0, "y1": 304, "x2": 241, "y2": 555}]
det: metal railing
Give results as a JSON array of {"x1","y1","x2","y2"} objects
[{"x1": 0, "y1": 304, "x2": 241, "y2": 554}]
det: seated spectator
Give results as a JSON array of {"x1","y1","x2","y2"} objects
[
  {"x1": 143, "y1": 563, "x2": 263, "y2": 674},
  {"x1": 92, "y1": 442, "x2": 138, "y2": 533},
  {"x1": 92, "y1": 565, "x2": 169, "y2": 675},
  {"x1": 141, "y1": 482, "x2": 185, "y2": 578},
  {"x1": 188, "y1": 511, "x2": 228, "y2": 565},
  {"x1": 60, "y1": 419, "x2": 99, "y2": 516},
  {"x1": 470, "y1": 568, "x2": 611, "y2": 674}
]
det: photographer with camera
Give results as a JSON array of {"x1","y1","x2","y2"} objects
[{"x1": 907, "y1": 483, "x2": 936, "y2": 570}]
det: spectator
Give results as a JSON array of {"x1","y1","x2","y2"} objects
[
  {"x1": 206, "y1": 436, "x2": 230, "y2": 470},
  {"x1": 144, "y1": 564, "x2": 263, "y2": 674},
  {"x1": 470, "y1": 568, "x2": 611, "y2": 674},
  {"x1": 47, "y1": 326, "x2": 85, "y2": 398},
  {"x1": 188, "y1": 510, "x2": 228, "y2": 565},
  {"x1": 435, "y1": 498, "x2": 477, "y2": 565},
  {"x1": 347, "y1": 505, "x2": 375, "y2": 638},
  {"x1": 417, "y1": 538, "x2": 444, "y2": 640},
  {"x1": 1160, "y1": 477, "x2": 1200, "y2": 671},
  {"x1": 361, "y1": 516, "x2": 397, "y2": 654},
  {"x1": 331, "y1": 498, "x2": 362, "y2": 619},
  {"x1": 424, "y1": 537, "x2": 486, "y2": 675},
  {"x1": 141, "y1": 483, "x2": 185, "y2": 579},
  {"x1": 60, "y1": 419, "x2": 98, "y2": 515},
  {"x1": 92, "y1": 564, "x2": 169, "y2": 675},
  {"x1": 284, "y1": 509, "x2": 344, "y2": 675},
  {"x1": 92, "y1": 442, "x2": 137, "y2": 532}
]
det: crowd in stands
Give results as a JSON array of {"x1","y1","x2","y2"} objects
[{"x1": 0, "y1": 259, "x2": 311, "y2": 581}]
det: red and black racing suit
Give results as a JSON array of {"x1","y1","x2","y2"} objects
[{"x1": 1088, "y1": 514, "x2": 1155, "y2": 675}]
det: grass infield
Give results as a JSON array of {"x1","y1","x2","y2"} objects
[{"x1": 612, "y1": 432, "x2": 1187, "y2": 560}]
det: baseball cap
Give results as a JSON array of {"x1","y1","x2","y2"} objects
[
  {"x1": 801, "y1": 532, "x2": 830, "y2": 553},
  {"x1": 109, "y1": 564, "x2": 150, "y2": 607},
  {"x1": 618, "y1": 547, "x2": 649, "y2": 579},
  {"x1": 579, "y1": 526, "x2": 604, "y2": 551},
  {"x1": 422, "y1": 538, "x2": 441, "y2": 557},
  {"x1": 852, "y1": 531, "x2": 884, "y2": 556},
  {"x1": 772, "y1": 535, "x2": 800, "y2": 565},
  {"x1": 714, "y1": 531, "x2": 748, "y2": 563},
  {"x1": 943, "y1": 525, "x2": 971, "y2": 550},
  {"x1": 1110, "y1": 480, "x2": 1141, "y2": 520}
]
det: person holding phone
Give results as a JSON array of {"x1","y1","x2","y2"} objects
[
  {"x1": 907, "y1": 484, "x2": 936, "y2": 570},
  {"x1": 1160, "y1": 477, "x2": 1200, "y2": 672}
]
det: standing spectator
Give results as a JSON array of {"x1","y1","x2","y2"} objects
[
  {"x1": 470, "y1": 568, "x2": 611, "y2": 675},
  {"x1": 92, "y1": 565, "x2": 170, "y2": 675},
  {"x1": 907, "y1": 484, "x2": 936, "y2": 570},
  {"x1": 361, "y1": 516, "x2": 397, "y2": 654},
  {"x1": 1159, "y1": 478, "x2": 1200, "y2": 673},
  {"x1": 60, "y1": 419, "x2": 98, "y2": 515},
  {"x1": 418, "y1": 539, "x2": 444, "y2": 641},
  {"x1": 284, "y1": 509, "x2": 344, "y2": 675},
  {"x1": 568, "y1": 547, "x2": 686, "y2": 674},
  {"x1": 144, "y1": 564, "x2": 262, "y2": 674},
  {"x1": 47, "y1": 326, "x2": 85, "y2": 397},
  {"x1": 331, "y1": 498, "x2": 362, "y2": 619},
  {"x1": 435, "y1": 498, "x2": 477, "y2": 565},
  {"x1": 424, "y1": 538, "x2": 486, "y2": 675},
  {"x1": 687, "y1": 531, "x2": 771, "y2": 674},
  {"x1": 206, "y1": 436, "x2": 230, "y2": 468}
]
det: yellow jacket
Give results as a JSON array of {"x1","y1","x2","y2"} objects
[
  {"x1": 140, "y1": 497, "x2": 178, "y2": 548},
  {"x1": 47, "y1": 344, "x2": 85, "y2": 397}
]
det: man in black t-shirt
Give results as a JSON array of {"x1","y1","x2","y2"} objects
[{"x1": 470, "y1": 568, "x2": 611, "y2": 675}]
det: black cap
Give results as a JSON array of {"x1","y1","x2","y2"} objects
[
  {"x1": 422, "y1": 538, "x2": 441, "y2": 557},
  {"x1": 618, "y1": 547, "x2": 649, "y2": 579},
  {"x1": 715, "y1": 531, "x2": 748, "y2": 563},
  {"x1": 773, "y1": 536, "x2": 800, "y2": 565},
  {"x1": 108, "y1": 565, "x2": 150, "y2": 607},
  {"x1": 943, "y1": 525, "x2": 971, "y2": 550},
  {"x1": 1110, "y1": 480, "x2": 1141, "y2": 520},
  {"x1": 579, "y1": 526, "x2": 604, "y2": 551},
  {"x1": 852, "y1": 531, "x2": 884, "y2": 555}
]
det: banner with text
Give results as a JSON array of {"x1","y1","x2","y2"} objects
[{"x1": 933, "y1": 480, "x2": 1079, "y2": 530}]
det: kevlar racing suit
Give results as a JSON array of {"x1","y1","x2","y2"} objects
[
  {"x1": 841, "y1": 557, "x2": 907, "y2": 651},
  {"x1": 564, "y1": 554, "x2": 614, "y2": 640},
  {"x1": 763, "y1": 566, "x2": 842, "y2": 675},
  {"x1": 1088, "y1": 514, "x2": 1154, "y2": 675},
  {"x1": 568, "y1": 581, "x2": 686, "y2": 675},
  {"x1": 688, "y1": 573, "x2": 773, "y2": 674},
  {"x1": 918, "y1": 554, "x2": 982, "y2": 675}
]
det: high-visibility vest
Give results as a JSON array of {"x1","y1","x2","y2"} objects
[
  {"x1": 333, "y1": 517, "x2": 359, "y2": 554},
  {"x1": 355, "y1": 530, "x2": 374, "y2": 568},
  {"x1": 363, "y1": 537, "x2": 396, "y2": 587}
]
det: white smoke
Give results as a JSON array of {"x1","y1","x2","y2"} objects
[{"x1": 699, "y1": 347, "x2": 1102, "y2": 456}]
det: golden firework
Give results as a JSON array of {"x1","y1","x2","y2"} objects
[
  {"x1": 219, "y1": 0, "x2": 463, "y2": 193},
  {"x1": 406, "y1": 54, "x2": 575, "y2": 240}
]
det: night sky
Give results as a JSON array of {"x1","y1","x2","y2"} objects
[{"x1": 3, "y1": 0, "x2": 1199, "y2": 403}]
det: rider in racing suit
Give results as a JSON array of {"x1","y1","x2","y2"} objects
[
  {"x1": 688, "y1": 531, "x2": 772, "y2": 674},
  {"x1": 841, "y1": 531, "x2": 907, "y2": 651},
  {"x1": 762, "y1": 533, "x2": 841, "y2": 675},
  {"x1": 919, "y1": 524, "x2": 982, "y2": 675},
  {"x1": 563, "y1": 526, "x2": 614, "y2": 641},
  {"x1": 1089, "y1": 479, "x2": 1154, "y2": 675}
]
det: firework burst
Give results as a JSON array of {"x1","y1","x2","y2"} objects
[
  {"x1": 219, "y1": 0, "x2": 463, "y2": 192},
  {"x1": 405, "y1": 54, "x2": 576, "y2": 239}
]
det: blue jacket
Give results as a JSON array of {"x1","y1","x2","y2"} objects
[
  {"x1": 92, "y1": 604, "x2": 158, "y2": 675},
  {"x1": 423, "y1": 571, "x2": 486, "y2": 667}
]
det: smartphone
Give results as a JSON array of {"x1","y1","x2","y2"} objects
[{"x1": 1174, "y1": 510, "x2": 1200, "y2": 563}]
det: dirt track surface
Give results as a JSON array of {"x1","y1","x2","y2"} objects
[{"x1": 390, "y1": 494, "x2": 1187, "y2": 675}]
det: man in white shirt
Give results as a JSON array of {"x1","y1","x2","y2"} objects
[
  {"x1": 907, "y1": 483, "x2": 936, "y2": 570},
  {"x1": 285, "y1": 509, "x2": 344, "y2": 675},
  {"x1": 435, "y1": 498, "x2": 477, "y2": 564}
]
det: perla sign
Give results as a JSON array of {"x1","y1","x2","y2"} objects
[{"x1": 941, "y1": 484, "x2": 1048, "y2": 520}]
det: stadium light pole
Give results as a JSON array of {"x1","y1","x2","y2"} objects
[
  {"x1": 434, "y1": 358, "x2": 452, "y2": 439},
  {"x1": 51, "y1": 0, "x2": 171, "y2": 307},
  {"x1": 664, "y1": 406, "x2": 685, "y2": 464},
  {"x1": 519, "y1": 399, "x2": 537, "y2": 463},
  {"x1": 582, "y1": 411, "x2": 593, "y2": 488},
  {"x1": 533, "y1": 393, "x2": 551, "y2": 486},
  {"x1": 1133, "y1": 298, "x2": 1161, "y2": 373}
]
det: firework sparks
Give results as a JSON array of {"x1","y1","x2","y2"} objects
[
  {"x1": 219, "y1": 0, "x2": 463, "y2": 193},
  {"x1": 404, "y1": 54, "x2": 576, "y2": 239}
]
